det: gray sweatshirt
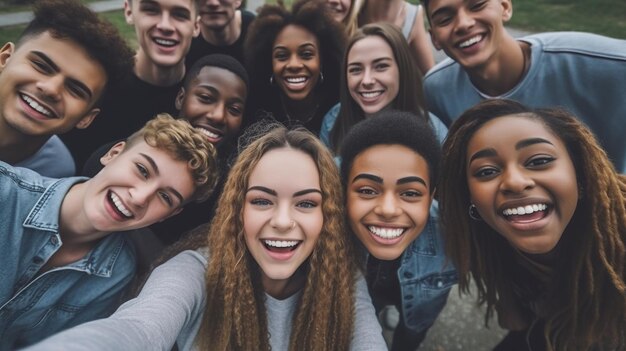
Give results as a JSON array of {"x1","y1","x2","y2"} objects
[{"x1": 24, "y1": 249, "x2": 388, "y2": 350}]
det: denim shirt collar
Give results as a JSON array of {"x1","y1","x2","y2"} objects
[{"x1": 21, "y1": 176, "x2": 125, "y2": 278}]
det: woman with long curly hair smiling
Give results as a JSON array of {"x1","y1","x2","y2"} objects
[
  {"x1": 244, "y1": 0, "x2": 345, "y2": 135},
  {"x1": 26, "y1": 125, "x2": 387, "y2": 351},
  {"x1": 439, "y1": 99, "x2": 626, "y2": 351}
]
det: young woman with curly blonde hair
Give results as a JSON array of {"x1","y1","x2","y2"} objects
[
  {"x1": 27, "y1": 126, "x2": 387, "y2": 351},
  {"x1": 439, "y1": 99, "x2": 626, "y2": 351}
]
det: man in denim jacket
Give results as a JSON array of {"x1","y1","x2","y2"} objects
[
  {"x1": 0, "y1": 115, "x2": 218, "y2": 350},
  {"x1": 340, "y1": 111, "x2": 457, "y2": 350}
]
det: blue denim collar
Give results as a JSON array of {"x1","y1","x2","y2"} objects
[{"x1": 21, "y1": 176, "x2": 126, "y2": 278}]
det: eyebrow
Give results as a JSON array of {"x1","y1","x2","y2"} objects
[
  {"x1": 516, "y1": 138, "x2": 554, "y2": 150},
  {"x1": 397, "y1": 176, "x2": 427, "y2": 187},
  {"x1": 247, "y1": 186, "x2": 277, "y2": 196},
  {"x1": 273, "y1": 43, "x2": 317, "y2": 51},
  {"x1": 468, "y1": 148, "x2": 497, "y2": 163},
  {"x1": 352, "y1": 173, "x2": 383, "y2": 184},
  {"x1": 32, "y1": 51, "x2": 94, "y2": 99},
  {"x1": 293, "y1": 188, "x2": 322, "y2": 197},
  {"x1": 430, "y1": 6, "x2": 454, "y2": 20}
]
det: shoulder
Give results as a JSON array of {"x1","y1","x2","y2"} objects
[
  {"x1": 16, "y1": 136, "x2": 76, "y2": 178},
  {"x1": 424, "y1": 58, "x2": 463, "y2": 86},
  {"x1": 523, "y1": 32, "x2": 626, "y2": 60}
]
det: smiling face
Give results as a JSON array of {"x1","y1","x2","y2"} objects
[
  {"x1": 198, "y1": 0, "x2": 241, "y2": 30},
  {"x1": 0, "y1": 32, "x2": 105, "y2": 137},
  {"x1": 326, "y1": 0, "x2": 352, "y2": 22},
  {"x1": 347, "y1": 35, "x2": 400, "y2": 117},
  {"x1": 176, "y1": 66, "x2": 246, "y2": 145},
  {"x1": 347, "y1": 144, "x2": 433, "y2": 260},
  {"x1": 427, "y1": 0, "x2": 512, "y2": 69},
  {"x1": 466, "y1": 115, "x2": 578, "y2": 254},
  {"x1": 272, "y1": 25, "x2": 321, "y2": 102},
  {"x1": 125, "y1": 0, "x2": 200, "y2": 68},
  {"x1": 244, "y1": 147, "x2": 323, "y2": 290},
  {"x1": 80, "y1": 139, "x2": 195, "y2": 233}
]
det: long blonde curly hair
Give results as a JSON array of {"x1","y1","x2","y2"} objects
[{"x1": 196, "y1": 126, "x2": 358, "y2": 350}]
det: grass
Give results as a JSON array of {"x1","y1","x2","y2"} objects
[{"x1": 0, "y1": 0, "x2": 624, "y2": 45}]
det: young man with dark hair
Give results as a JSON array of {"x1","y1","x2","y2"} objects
[
  {"x1": 421, "y1": 0, "x2": 626, "y2": 173},
  {"x1": 60, "y1": 0, "x2": 201, "y2": 170},
  {"x1": 0, "y1": 115, "x2": 218, "y2": 350},
  {"x1": 184, "y1": 0, "x2": 256, "y2": 67},
  {"x1": 0, "y1": 0, "x2": 134, "y2": 177}
]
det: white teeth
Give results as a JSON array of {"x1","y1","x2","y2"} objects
[
  {"x1": 110, "y1": 192, "x2": 133, "y2": 218},
  {"x1": 360, "y1": 91, "x2": 383, "y2": 99},
  {"x1": 286, "y1": 77, "x2": 307, "y2": 83},
  {"x1": 263, "y1": 240, "x2": 299, "y2": 248},
  {"x1": 502, "y1": 203, "x2": 547, "y2": 216},
  {"x1": 368, "y1": 226, "x2": 404, "y2": 239},
  {"x1": 21, "y1": 94, "x2": 52, "y2": 116},
  {"x1": 195, "y1": 127, "x2": 220, "y2": 139},
  {"x1": 459, "y1": 35, "x2": 482, "y2": 48},
  {"x1": 155, "y1": 38, "x2": 176, "y2": 46}
]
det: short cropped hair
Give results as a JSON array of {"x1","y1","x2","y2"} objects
[
  {"x1": 183, "y1": 54, "x2": 249, "y2": 90},
  {"x1": 125, "y1": 114, "x2": 220, "y2": 203},
  {"x1": 18, "y1": 0, "x2": 134, "y2": 101},
  {"x1": 339, "y1": 109, "x2": 441, "y2": 194}
]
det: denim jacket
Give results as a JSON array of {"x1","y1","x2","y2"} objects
[
  {"x1": 0, "y1": 162, "x2": 136, "y2": 350},
  {"x1": 398, "y1": 202, "x2": 457, "y2": 333}
]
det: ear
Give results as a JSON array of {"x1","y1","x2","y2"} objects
[
  {"x1": 0, "y1": 42, "x2": 15, "y2": 71},
  {"x1": 429, "y1": 28, "x2": 442, "y2": 51},
  {"x1": 100, "y1": 141, "x2": 126, "y2": 166},
  {"x1": 192, "y1": 15, "x2": 201, "y2": 38},
  {"x1": 175, "y1": 87, "x2": 185, "y2": 111},
  {"x1": 75, "y1": 108, "x2": 100, "y2": 129},
  {"x1": 501, "y1": 0, "x2": 513, "y2": 22},
  {"x1": 124, "y1": 0, "x2": 134, "y2": 25}
]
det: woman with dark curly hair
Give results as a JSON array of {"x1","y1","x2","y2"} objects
[
  {"x1": 244, "y1": 0, "x2": 345, "y2": 135},
  {"x1": 439, "y1": 99, "x2": 626, "y2": 351}
]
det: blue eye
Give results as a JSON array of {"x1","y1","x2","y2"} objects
[
  {"x1": 297, "y1": 200, "x2": 318, "y2": 209},
  {"x1": 251, "y1": 198, "x2": 272, "y2": 206}
]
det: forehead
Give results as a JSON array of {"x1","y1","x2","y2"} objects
[
  {"x1": 348, "y1": 35, "x2": 394, "y2": 62},
  {"x1": 468, "y1": 115, "x2": 564, "y2": 152},
  {"x1": 13, "y1": 31, "x2": 107, "y2": 94},
  {"x1": 425, "y1": 0, "x2": 465, "y2": 15},
  {"x1": 351, "y1": 144, "x2": 430, "y2": 184},
  {"x1": 133, "y1": 0, "x2": 196, "y2": 12},
  {"x1": 190, "y1": 66, "x2": 246, "y2": 96},
  {"x1": 273, "y1": 25, "x2": 319, "y2": 48},
  {"x1": 249, "y1": 147, "x2": 320, "y2": 188}
]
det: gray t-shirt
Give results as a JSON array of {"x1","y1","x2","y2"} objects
[{"x1": 25, "y1": 249, "x2": 388, "y2": 351}]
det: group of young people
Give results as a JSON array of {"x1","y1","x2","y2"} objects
[{"x1": 0, "y1": 0, "x2": 624, "y2": 350}]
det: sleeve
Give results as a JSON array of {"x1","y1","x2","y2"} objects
[
  {"x1": 23, "y1": 250, "x2": 208, "y2": 351},
  {"x1": 350, "y1": 272, "x2": 389, "y2": 351},
  {"x1": 319, "y1": 103, "x2": 341, "y2": 148},
  {"x1": 427, "y1": 112, "x2": 449, "y2": 145}
]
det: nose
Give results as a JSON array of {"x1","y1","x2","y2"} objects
[
  {"x1": 361, "y1": 68, "x2": 375, "y2": 87},
  {"x1": 270, "y1": 203, "x2": 294, "y2": 232},
  {"x1": 128, "y1": 183, "x2": 156, "y2": 208},
  {"x1": 500, "y1": 166, "x2": 535, "y2": 194},
  {"x1": 156, "y1": 12, "x2": 174, "y2": 32},
  {"x1": 36, "y1": 75, "x2": 63, "y2": 102},
  {"x1": 206, "y1": 102, "x2": 226, "y2": 125},
  {"x1": 454, "y1": 8, "x2": 475, "y2": 34},
  {"x1": 286, "y1": 54, "x2": 303, "y2": 71},
  {"x1": 374, "y1": 192, "x2": 402, "y2": 218}
]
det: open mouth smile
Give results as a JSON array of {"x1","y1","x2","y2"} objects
[
  {"x1": 457, "y1": 34, "x2": 484, "y2": 49},
  {"x1": 368, "y1": 225, "x2": 405, "y2": 239},
  {"x1": 107, "y1": 190, "x2": 134, "y2": 219},
  {"x1": 262, "y1": 239, "x2": 302, "y2": 253},
  {"x1": 20, "y1": 93, "x2": 57, "y2": 119},
  {"x1": 358, "y1": 90, "x2": 384, "y2": 100},
  {"x1": 194, "y1": 126, "x2": 223, "y2": 142},
  {"x1": 153, "y1": 37, "x2": 178, "y2": 48},
  {"x1": 283, "y1": 76, "x2": 310, "y2": 90},
  {"x1": 501, "y1": 203, "x2": 550, "y2": 223}
]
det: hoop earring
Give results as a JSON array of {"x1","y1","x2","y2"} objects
[
  {"x1": 269, "y1": 75, "x2": 274, "y2": 85},
  {"x1": 468, "y1": 204, "x2": 482, "y2": 221}
]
